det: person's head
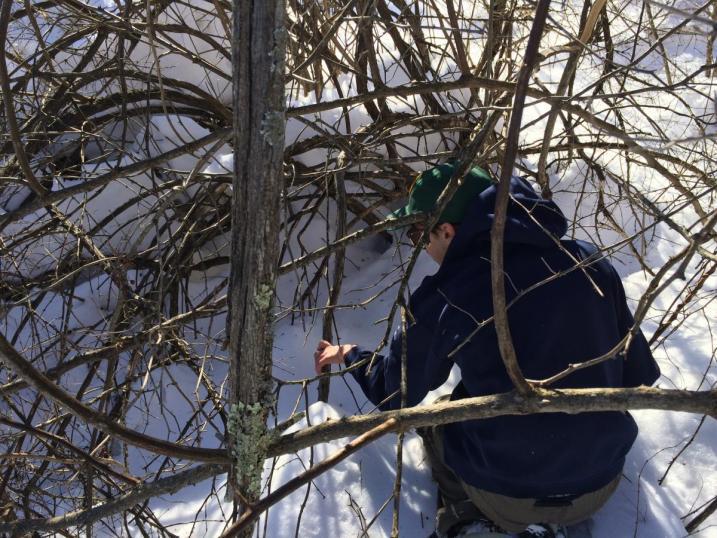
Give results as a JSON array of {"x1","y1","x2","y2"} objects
[
  {"x1": 406, "y1": 222, "x2": 458, "y2": 265},
  {"x1": 395, "y1": 161, "x2": 493, "y2": 264}
]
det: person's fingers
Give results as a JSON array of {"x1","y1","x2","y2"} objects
[
  {"x1": 315, "y1": 349, "x2": 327, "y2": 374},
  {"x1": 316, "y1": 353, "x2": 331, "y2": 374},
  {"x1": 315, "y1": 348, "x2": 337, "y2": 373},
  {"x1": 314, "y1": 343, "x2": 344, "y2": 375}
]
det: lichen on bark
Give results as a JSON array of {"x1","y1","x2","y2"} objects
[
  {"x1": 253, "y1": 283, "x2": 273, "y2": 311},
  {"x1": 260, "y1": 111, "x2": 285, "y2": 147},
  {"x1": 227, "y1": 397, "x2": 276, "y2": 499}
]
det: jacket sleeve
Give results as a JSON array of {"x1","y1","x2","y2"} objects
[
  {"x1": 344, "y1": 318, "x2": 452, "y2": 411},
  {"x1": 611, "y1": 268, "x2": 661, "y2": 387}
]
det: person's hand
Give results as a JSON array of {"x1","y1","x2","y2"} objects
[{"x1": 314, "y1": 340, "x2": 355, "y2": 375}]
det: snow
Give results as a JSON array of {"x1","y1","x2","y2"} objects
[{"x1": 2, "y1": 0, "x2": 715, "y2": 536}]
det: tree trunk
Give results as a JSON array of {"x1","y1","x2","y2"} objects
[{"x1": 227, "y1": 0, "x2": 287, "y2": 529}]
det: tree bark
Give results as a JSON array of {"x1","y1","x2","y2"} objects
[{"x1": 227, "y1": 0, "x2": 287, "y2": 528}]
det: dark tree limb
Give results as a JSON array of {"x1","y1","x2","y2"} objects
[
  {"x1": 491, "y1": 0, "x2": 552, "y2": 396},
  {"x1": 685, "y1": 496, "x2": 717, "y2": 533}
]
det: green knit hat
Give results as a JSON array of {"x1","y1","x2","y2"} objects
[{"x1": 392, "y1": 161, "x2": 493, "y2": 224}]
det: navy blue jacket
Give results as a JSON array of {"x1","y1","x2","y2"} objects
[{"x1": 345, "y1": 176, "x2": 660, "y2": 498}]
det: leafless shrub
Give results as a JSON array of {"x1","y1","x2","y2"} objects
[{"x1": 0, "y1": 0, "x2": 714, "y2": 535}]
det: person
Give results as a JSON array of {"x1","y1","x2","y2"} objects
[{"x1": 314, "y1": 161, "x2": 660, "y2": 538}]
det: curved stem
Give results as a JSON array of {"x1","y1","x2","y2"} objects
[{"x1": 490, "y1": 0, "x2": 552, "y2": 396}]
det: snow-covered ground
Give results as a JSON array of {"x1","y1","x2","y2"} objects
[{"x1": 1, "y1": 0, "x2": 715, "y2": 536}]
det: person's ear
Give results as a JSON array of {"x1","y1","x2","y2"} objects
[{"x1": 440, "y1": 223, "x2": 456, "y2": 240}]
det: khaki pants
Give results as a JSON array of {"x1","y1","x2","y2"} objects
[{"x1": 418, "y1": 421, "x2": 621, "y2": 534}]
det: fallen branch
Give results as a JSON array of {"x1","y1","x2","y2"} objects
[{"x1": 685, "y1": 496, "x2": 717, "y2": 533}]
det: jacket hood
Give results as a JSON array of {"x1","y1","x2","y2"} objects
[{"x1": 445, "y1": 176, "x2": 568, "y2": 262}]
